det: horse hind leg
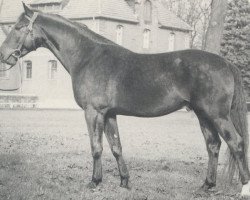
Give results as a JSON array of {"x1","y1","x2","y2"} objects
[
  {"x1": 104, "y1": 114, "x2": 130, "y2": 188},
  {"x1": 196, "y1": 113, "x2": 221, "y2": 192},
  {"x1": 212, "y1": 118, "x2": 250, "y2": 194}
]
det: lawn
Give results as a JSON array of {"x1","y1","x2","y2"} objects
[{"x1": 0, "y1": 110, "x2": 245, "y2": 200}]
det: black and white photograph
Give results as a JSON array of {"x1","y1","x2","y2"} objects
[{"x1": 0, "y1": 0, "x2": 250, "y2": 199}]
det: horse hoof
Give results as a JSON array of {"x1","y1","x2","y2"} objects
[
  {"x1": 86, "y1": 181, "x2": 98, "y2": 189},
  {"x1": 120, "y1": 178, "x2": 131, "y2": 190},
  {"x1": 193, "y1": 186, "x2": 216, "y2": 198},
  {"x1": 241, "y1": 181, "x2": 250, "y2": 197},
  {"x1": 193, "y1": 189, "x2": 209, "y2": 198}
]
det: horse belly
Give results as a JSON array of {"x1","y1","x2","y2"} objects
[{"x1": 115, "y1": 83, "x2": 186, "y2": 117}]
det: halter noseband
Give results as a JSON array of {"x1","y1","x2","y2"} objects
[{"x1": 12, "y1": 12, "x2": 38, "y2": 59}]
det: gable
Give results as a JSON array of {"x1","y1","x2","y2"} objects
[
  {"x1": 156, "y1": 2, "x2": 192, "y2": 31},
  {"x1": 61, "y1": 0, "x2": 138, "y2": 23}
]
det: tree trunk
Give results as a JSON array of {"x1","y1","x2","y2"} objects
[
  {"x1": 0, "y1": 0, "x2": 3, "y2": 16},
  {"x1": 204, "y1": 0, "x2": 227, "y2": 54}
]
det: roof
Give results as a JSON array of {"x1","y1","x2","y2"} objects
[
  {"x1": 30, "y1": 0, "x2": 62, "y2": 5},
  {"x1": 156, "y1": 2, "x2": 192, "y2": 31},
  {"x1": 61, "y1": 0, "x2": 138, "y2": 23},
  {"x1": 0, "y1": 0, "x2": 32, "y2": 23},
  {"x1": 0, "y1": 0, "x2": 192, "y2": 31}
]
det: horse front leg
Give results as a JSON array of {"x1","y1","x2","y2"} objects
[
  {"x1": 85, "y1": 106, "x2": 104, "y2": 188},
  {"x1": 104, "y1": 114, "x2": 130, "y2": 188}
]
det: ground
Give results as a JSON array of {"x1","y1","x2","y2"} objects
[{"x1": 0, "y1": 110, "x2": 246, "y2": 200}]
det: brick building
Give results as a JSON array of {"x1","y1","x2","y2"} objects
[{"x1": 0, "y1": 0, "x2": 192, "y2": 108}]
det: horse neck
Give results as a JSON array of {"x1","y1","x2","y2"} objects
[{"x1": 36, "y1": 14, "x2": 98, "y2": 74}]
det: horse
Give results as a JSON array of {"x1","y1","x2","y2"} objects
[{"x1": 0, "y1": 4, "x2": 250, "y2": 197}]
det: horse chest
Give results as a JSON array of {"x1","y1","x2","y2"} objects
[{"x1": 72, "y1": 77, "x2": 110, "y2": 111}]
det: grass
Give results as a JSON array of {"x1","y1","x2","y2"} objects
[{"x1": 0, "y1": 110, "x2": 246, "y2": 200}]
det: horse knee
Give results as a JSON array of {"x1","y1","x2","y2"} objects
[
  {"x1": 208, "y1": 140, "x2": 221, "y2": 157},
  {"x1": 111, "y1": 146, "x2": 122, "y2": 158},
  {"x1": 92, "y1": 146, "x2": 103, "y2": 158}
]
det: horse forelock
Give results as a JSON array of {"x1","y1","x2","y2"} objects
[{"x1": 14, "y1": 9, "x2": 42, "y2": 29}]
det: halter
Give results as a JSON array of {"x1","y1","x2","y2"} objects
[
  {"x1": 0, "y1": 12, "x2": 38, "y2": 91},
  {"x1": 12, "y1": 12, "x2": 38, "y2": 59},
  {"x1": 0, "y1": 12, "x2": 38, "y2": 72}
]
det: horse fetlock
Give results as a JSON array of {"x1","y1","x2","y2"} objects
[
  {"x1": 202, "y1": 178, "x2": 216, "y2": 190},
  {"x1": 87, "y1": 178, "x2": 102, "y2": 189},
  {"x1": 92, "y1": 177, "x2": 102, "y2": 184},
  {"x1": 241, "y1": 181, "x2": 250, "y2": 197},
  {"x1": 120, "y1": 176, "x2": 131, "y2": 189},
  {"x1": 208, "y1": 143, "x2": 220, "y2": 155}
]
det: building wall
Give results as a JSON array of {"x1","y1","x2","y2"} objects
[
  {"x1": 98, "y1": 18, "x2": 190, "y2": 53},
  {"x1": 20, "y1": 48, "x2": 78, "y2": 108}
]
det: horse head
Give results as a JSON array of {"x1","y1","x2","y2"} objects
[{"x1": 0, "y1": 3, "x2": 41, "y2": 66}]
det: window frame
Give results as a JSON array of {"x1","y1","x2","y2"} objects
[
  {"x1": 143, "y1": 29, "x2": 151, "y2": 49},
  {"x1": 144, "y1": 0, "x2": 152, "y2": 24},
  {"x1": 48, "y1": 60, "x2": 58, "y2": 80},
  {"x1": 169, "y1": 32, "x2": 176, "y2": 51},
  {"x1": 23, "y1": 60, "x2": 33, "y2": 80},
  {"x1": 184, "y1": 34, "x2": 190, "y2": 49},
  {"x1": 116, "y1": 25, "x2": 124, "y2": 45}
]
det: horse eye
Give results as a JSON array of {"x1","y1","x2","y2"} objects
[
  {"x1": 14, "y1": 26, "x2": 21, "y2": 30},
  {"x1": 15, "y1": 25, "x2": 25, "y2": 30}
]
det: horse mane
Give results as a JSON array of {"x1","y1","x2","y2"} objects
[
  {"x1": 72, "y1": 21, "x2": 118, "y2": 46},
  {"x1": 38, "y1": 12, "x2": 119, "y2": 47}
]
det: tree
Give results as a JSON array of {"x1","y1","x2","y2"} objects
[
  {"x1": 162, "y1": 0, "x2": 212, "y2": 49},
  {"x1": 221, "y1": 0, "x2": 250, "y2": 96},
  {"x1": 204, "y1": 0, "x2": 227, "y2": 54}
]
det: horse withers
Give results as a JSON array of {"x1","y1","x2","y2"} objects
[{"x1": 0, "y1": 3, "x2": 250, "y2": 197}]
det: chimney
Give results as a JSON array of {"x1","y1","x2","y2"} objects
[
  {"x1": 125, "y1": 0, "x2": 135, "y2": 10},
  {"x1": 125, "y1": 0, "x2": 140, "y2": 17},
  {"x1": 61, "y1": 0, "x2": 70, "y2": 8}
]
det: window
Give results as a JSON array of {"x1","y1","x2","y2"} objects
[
  {"x1": 144, "y1": 0, "x2": 152, "y2": 23},
  {"x1": 169, "y1": 32, "x2": 175, "y2": 51},
  {"x1": 23, "y1": 60, "x2": 32, "y2": 79},
  {"x1": 48, "y1": 60, "x2": 57, "y2": 80},
  {"x1": 0, "y1": 63, "x2": 9, "y2": 79},
  {"x1": 7, "y1": 25, "x2": 12, "y2": 32},
  {"x1": 184, "y1": 34, "x2": 190, "y2": 49},
  {"x1": 116, "y1": 25, "x2": 123, "y2": 45},
  {"x1": 143, "y1": 29, "x2": 150, "y2": 49}
]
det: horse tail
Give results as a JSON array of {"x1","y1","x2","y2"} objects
[{"x1": 225, "y1": 64, "x2": 249, "y2": 183}]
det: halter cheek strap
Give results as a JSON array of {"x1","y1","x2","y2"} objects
[{"x1": 12, "y1": 12, "x2": 38, "y2": 59}]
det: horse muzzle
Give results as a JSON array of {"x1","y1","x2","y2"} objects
[{"x1": 0, "y1": 49, "x2": 19, "y2": 66}]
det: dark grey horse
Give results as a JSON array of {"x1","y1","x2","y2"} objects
[{"x1": 0, "y1": 4, "x2": 250, "y2": 197}]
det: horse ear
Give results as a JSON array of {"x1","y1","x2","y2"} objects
[{"x1": 22, "y1": 2, "x2": 33, "y2": 18}]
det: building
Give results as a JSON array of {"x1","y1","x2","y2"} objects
[{"x1": 0, "y1": 0, "x2": 192, "y2": 109}]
